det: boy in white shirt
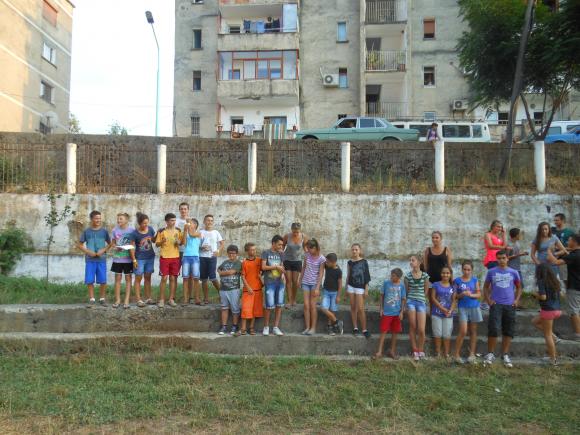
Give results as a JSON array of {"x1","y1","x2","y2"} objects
[{"x1": 199, "y1": 214, "x2": 225, "y2": 304}]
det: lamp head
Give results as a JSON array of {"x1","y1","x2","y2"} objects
[{"x1": 145, "y1": 11, "x2": 154, "y2": 24}]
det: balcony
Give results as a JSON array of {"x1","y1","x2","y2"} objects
[
  {"x1": 220, "y1": 0, "x2": 298, "y2": 5},
  {"x1": 218, "y1": 31, "x2": 299, "y2": 51},
  {"x1": 366, "y1": 50, "x2": 407, "y2": 72},
  {"x1": 217, "y1": 79, "x2": 299, "y2": 103},
  {"x1": 366, "y1": 0, "x2": 407, "y2": 24},
  {"x1": 366, "y1": 102, "x2": 408, "y2": 120}
]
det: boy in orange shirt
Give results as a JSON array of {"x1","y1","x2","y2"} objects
[{"x1": 240, "y1": 242, "x2": 264, "y2": 335}]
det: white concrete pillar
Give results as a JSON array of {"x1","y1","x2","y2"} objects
[
  {"x1": 341, "y1": 141, "x2": 351, "y2": 193},
  {"x1": 434, "y1": 140, "x2": 445, "y2": 193},
  {"x1": 66, "y1": 143, "x2": 76, "y2": 194},
  {"x1": 534, "y1": 140, "x2": 546, "y2": 193},
  {"x1": 157, "y1": 144, "x2": 166, "y2": 194},
  {"x1": 248, "y1": 142, "x2": 257, "y2": 194}
]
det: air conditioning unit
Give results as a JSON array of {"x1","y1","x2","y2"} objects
[
  {"x1": 323, "y1": 74, "x2": 339, "y2": 87},
  {"x1": 452, "y1": 99, "x2": 469, "y2": 111}
]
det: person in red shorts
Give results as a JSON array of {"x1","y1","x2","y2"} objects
[
  {"x1": 374, "y1": 268, "x2": 406, "y2": 360},
  {"x1": 240, "y1": 242, "x2": 264, "y2": 335},
  {"x1": 154, "y1": 213, "x2": 183, "y2": 308}
]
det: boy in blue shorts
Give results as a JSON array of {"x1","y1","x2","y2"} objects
[
  {"x1": 375, "y1": 268, "x2": 406, "y2": 360},
  {"x1": 261, "y1": 235, "x2": 286, "y2": 336},
  {"x1": 320, "y1": 253, "x2": 344, "y2": 336},
  {"x1": 77, "y1": 210, "x2": 111, "y2": 306}
]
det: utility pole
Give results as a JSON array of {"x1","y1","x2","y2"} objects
[{"x1": 145, "y1": 11, "x2": 160, "y2": 137}]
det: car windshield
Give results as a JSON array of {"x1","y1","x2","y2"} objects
[{"x1": 378, "y1": 118, "x2": 390, "y2": 127}]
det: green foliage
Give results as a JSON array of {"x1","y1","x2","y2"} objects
[
  {"x1": 0, "y1": 225, "x2": 34, "y2": 275},
  {"x1": 108, "y1": 120, "x2": 129, "y2": 136},
  {"x1": 44, "y1": 193, "x2": 75, "y2": 281},
  {"x1": 68, "y1": 113, "x2": 82, "y2": 134}
]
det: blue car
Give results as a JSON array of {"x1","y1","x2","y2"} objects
[{"x1": 545, "y1": 126, "x2": 580, "y2": 144}]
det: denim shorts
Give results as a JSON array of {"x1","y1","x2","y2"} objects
[
  {"x1": 406, "y1": 299, "x2": 427, "y2": 313},
  {"x1": 321, "y1": 289, "x2": 338, "y2": 311},
  {"x1": 220, "y1": 289, "x2": 241, "y2": 314},
  {"x1": 135, "y1": 258, "x2": 155, "y2": 276},
  {"x1": 181, "y1": 256, "x2": 200, "y2": 279},
  {"x1": 458, "y1": 307, "x2": 483, "y2": 323},
  {"x1": 85, "y1": 261, "x2": 107, "y2": 285},
  {"x1": 265, "y1": 281, "x2": 285, "y2": 309},
  {"x1": 302, "y1": 283, "x2": 317, "y2": 291}
]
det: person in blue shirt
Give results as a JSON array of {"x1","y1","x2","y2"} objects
[
  {"x1": 374, "y1": 268, "x2": 406, "y2": 360},
  {"x1": 453, "y1": 260, "x2": 482, "y2": 364}
]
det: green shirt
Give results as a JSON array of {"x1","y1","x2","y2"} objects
[{"x1": 405, "y1": 271, "x2": 430, "y2": 303}]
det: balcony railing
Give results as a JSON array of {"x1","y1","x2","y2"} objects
[
  {"x1": 366, "y1": 50, "x2": 406, "y2": 72},
  {"x1": 366, "y1": 102, "x2": 408, "y2": 120},
  {"x1": 366, "y1": 0, "x2": 407, "y2": 24}
]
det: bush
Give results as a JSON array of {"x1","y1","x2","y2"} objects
[{"x1": 0, "y1": 225, "x2": 34, "y2": 275}]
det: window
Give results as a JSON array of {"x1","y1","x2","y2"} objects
[
  {"x1": 228, "y1": 25, "x2": 241, "y2": 34},
  {"x1": 472, "y1": 125, "x2": 483, "y2": 138},
  {"x1": 231, "y1": 117, "x2": 243, "y2": 126},
  {"x1": 337, "y1": 118, "x2": 356, "y2": 128},
  {"x1": 443, "y1": 125, "x2": 471, "y2": 138},
  {"x1": 219, "y1": 51, "x2": 298, "y2": 81},
  {"x1": 192, "y1": 70, "x2": 201, "y2": 91},
  {"x1": 192, "y1": 30, "x2": 202, "y2": 49},
  {"x1": 359, "y1": 118, "x2": 376, "y2": 128},
  {"x1": 423, "y1": 112, "x2": 436, "y2": 121},
  {"x1": 339, "y1": 68, "x2": 348, "y2": 88},
  {"x1": 423, "y1": 66, "x2": 435, "y2": 86},
  {"x1": 40, "y1": 81, "x2": 54, "y2": 104},
  {"x1": 498, "y1": 112, "x2": 509, "y2": 125},
  {"x1": 191, "y1": 116, "x2": 200, "y2": 137},
  {"x1": 42, "y1": 42, "x2": 56, "y2": 64},
  {"x1": 533, "y1": 111, "x2": 544, "y2": 125},
  {"x1": 410, "y1": 124, "x2": 431, "y2": 137},
  {"x1": 337, "y1": 22, "x2": 347, "y2": 42},
  {"x1": 42, "y1": 0, "x2": 57, "y2": 26},
  {"x1": 39, "y1": 121, "x2": 52, "y2": 134},
  {"x1": 423, "y1": 18, "x2": 435, "y2": 39},
  {"x1": 264, "y1": 116, "x2": 287, "y2": 126}
]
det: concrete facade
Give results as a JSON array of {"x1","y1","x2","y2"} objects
[{"x1": 0, "y1": 0, "x2": 74, "y2": 134}]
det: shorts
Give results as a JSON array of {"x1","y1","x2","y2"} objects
[
  {"x1": 321, "y1": 289, "x2": 338, "y2": 311},
  {"x1": 458, "y1": 307, "x2": 483, "y2": 323},
  {"x1": 200, "y1": 256, "x2": 217, "y2": 281},
  {"x1": 181, "y1": 256, "x2": 200, "y2": 279},
  {"x1": 380, "y1": 315, "x2": 402, "y2": 334},
  {"x1": 406, "y1": 299, "x2": 427, "y2": 313},
  {"x1": 159, "y1": 257, "x2": 181, "y2": 277},
  {"x1": 284, "y1": 260, "x2": 302, "y2": 272},
  {"x1": 488, "y1": 303, "x2": 516, "y2": 338},
  {"x1": 540, "y1": 309, "x2": 562, "y2": 321},
  {"x1": 85, "y1": 261, "x2": 107, "y2": 285},
  {"x1": 220, "y1": 289, "x2": 241, "y2": 314},
  {"x1": 111, "y1": 262, "x2": 133, "y2": 275},
  {"x1": 302, "y1": 283, "x2": 317, "y2": 291},
  {"x1": 432, "y1": 315, "x2": 454, "y2": 338},
  {"x1": 346, "y1": 285, "x2": 365, "y2": 295},
  {"x1": 566, "y1": 289, "x2": 580, "y2": 316},
  {"x1": 135, "y1": 258, "x2": 155, "y2": 276},
  {"x1": 265, "y1": 281, "x2": 285, "y2": 309},
  {"x1": 241, "y1": 289, "x2": 264, "y2": 319}
]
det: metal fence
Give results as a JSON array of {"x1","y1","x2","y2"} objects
[
  {"x1": 366, "y1": 0, "x2": 407, "y2": 24},
  {"x1": 366, "y1": 50, "x2": 407, "y2": 72}
]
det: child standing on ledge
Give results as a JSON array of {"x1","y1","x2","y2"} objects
[
  {"x1": 217, "y1": 245, "x2": 243, "y2": 336},
  {"x1": 155, "y1": 213, "x2": 183, "y2": 308},
  {"x1": 346, "y1": 243, "x2": 371, "y2": 338},
  {"x1": 319, "y1": 253, "x2": 344, "y2": 336},
  {"x1": 110, "y1": 212, "x2": 136, "y2": 309},
  {"x1": 375, "y1": 268, "x2": 406, "y2": 360},
  {"x1": 240, "y1": 242, "x2": 263, "y2": 335}
]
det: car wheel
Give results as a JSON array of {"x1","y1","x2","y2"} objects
[{"x1": 302, "y1": 135, "x2": 318, "y2": 141}]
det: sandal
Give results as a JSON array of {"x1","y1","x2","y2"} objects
[
  {"x1": 123, "y1": 304, "x2": 130, "y2": 309},
  {"x1": 249, "y1": 328, "x2": 256, "y2": 336},
  {"x1": 112, "y1": 303, "x2": 120, "y2": 309},
  {"x1": 203, "y1": 300, "x2": 210, "y2": 305},
  {"x1": 137, "y1": 300, "x2": 146, "y2": 308},
  {"x1": 240, "y1": 329, "x2": 247, "y2": 335},
  {"x1": 195, "y1": 301, "x2": 202, "y2": 305}
]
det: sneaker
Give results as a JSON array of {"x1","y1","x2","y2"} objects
[
  {"x1": 337, "y1": 320, "x2": 344, "y2": 335},
  {"x1": 552, "y1": 334, "x2": 562, "y2": 345},
  {"x1": 137, "y1": 300, "x2": 146, "y2": 308},
  {"x1": 263, "y1": 327, "x2": 270, "y2": 336},
  {"x1": 230, "y1": 325, "x2": 239, "y2": 336},
  {"x1": 273, "y1": 326, "x2": 284, "y2": 336},
  {"x1": 218, "y1": 325, "x2": 228, "y2": 335},
  {"x1": 467, "y1": 355, "x2": 477, "y2": 364},
  {"x1": 483, "y1": 352, "x2": 495, "y2": 366},
  {"x1": 328, "y1": 325, "x2": 335, "y2": 336},
  {"x1": 363, "y1": 330, "x2": 371, "y2": 339},
  {"x1": 454, "y1": 357, "x2": 465, "y2": 365},
  {"x1": 145, "y1": 299, "x2": 155, "y2": 305},
  {"x1": 189, "y1": 298, "x2": 195, "y2": 305},
  {"x1": 352, "y1": 328, "x2": 360, "y2": 337},
  {"x1": 302, "y1": 329, "x2": 311, "y2": 336},
  {"x1": 157, "y1": 300, "x2": 165, "y2": 308},
  {"x1": 413, "y1": 351, "x2": 420, "y2": 362},
  {"x1": 99, "y1": 298, "x2": 106, "y2": 306},
  {"x1": 88, "y1": 298, "x2": 96, "y2": 307},
  {"x1": 502, "y1": 354, "x2": 513, "y2": 368},
  {"x1": 419, "y1": 352, "x2": 426, "y2": 360},
  {"x1": 168, "y1": 299, "x2": 177, "y2": 307}
]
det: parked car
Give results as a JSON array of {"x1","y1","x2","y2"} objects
[
  {"x1": 521, "y1": 120, "x2": 580, "y2": 143},
  {"x1": 391, "y1": 121, "x2": 491, "y2": 142},
  {"x1": 295, "y1": 117, "x2": 419, "y2": 141},
  {"x1": 545, "y1": 126, "x2": 580, "y2": 144}
]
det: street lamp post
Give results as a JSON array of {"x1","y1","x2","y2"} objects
[{"x1": 145, "y1": 11, "x2": 160, "y2": 137}]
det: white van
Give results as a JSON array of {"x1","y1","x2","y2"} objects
[{"x1": 391, "y1": 121, "x2": 492, "y2": 142}]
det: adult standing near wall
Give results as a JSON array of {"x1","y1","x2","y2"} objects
[
  {"x1": 283, "y1": 222, "x2": 308, "y2": 308},
  {"x1": 531, "y1": 222, "x2": 566, "y2": 275},
  {"x1": 423, "y1": 231, "x2": 453, "y2": 286},
  {"x1": 552, "y1": 213, "x2": 574, "y2": 285},
  {"x1": 483, "y1": 220, "x2": 507, "y2": 270}
]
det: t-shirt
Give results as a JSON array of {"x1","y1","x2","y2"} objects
[
  {"x1": 200, "y1": 229, "x2": 223, "y2": 258},
  {"x1": 183, "y1": 233, "x2": 201, "y2": 257},
  {"x1": 552, "y1": 226, "x2": 574, "y2": 248},
  {"x1": 302, "y1": 252, "x2": 326, "y2": 286},
  {"x1": 453, "y1": 276, "x2": 480, "y2": 309},
  {"x1": 537, "y1": 280, "x2": 561, "y2": 311},
  {"x1": 176, "y1": 217, "x2": 187, "y2": 252},
  {"x1": 507, "y1": 239, "x2": 522, "y2": 271},
  {"x1": 111, "y1": 226, "x2": 135, "y2": 263},
  {"x1": 79, "y1": 227, "x2": 110, "y2": 263},
  {"x1": 431, "y1": 282, "x2": 455, "y2": 317},
  {"x1": 405, "y1": 271, "x2": 430, "y2": 303},
  {"x1": 347, "y1": 259, "x2": 371, "y2": 288},
  {"x1": 562, "y1": 249, "x2": 580, "y2": 290},
  {"x1": 131, "y1": 227, "x2": 156, "y2": 260},
  {"x1": 261, "y1": 249, "x2": 283, "y2": 284},
  {"x1": 323, "y1": 265, "x2": 342, "y2": 292},
  {"x1": 533, "y1": 235, "x2": 559, "y2": 264},
  {"x1": 155, "y1": 228, "x2": 183, "y2": 259},
  {"x1": 242, "y1": 257, "x2": 262, "y2": 291},
  {"x1": 485, "y1": 267, "x2": 520, "y2": 305},
  {"x1": 218, "y1": 259, "x2": 242, "y2": 291},
  {"x1": 381, "y1": 280, "x2": 406, "y2": 316}
]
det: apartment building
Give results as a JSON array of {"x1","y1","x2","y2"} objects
[{"x1": 173, "y1": 0, "x2": 576, "y2": 138}]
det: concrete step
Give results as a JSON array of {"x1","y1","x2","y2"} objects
[
  {"x1": 0, "y1": 331, "x2": 578, "y2": 358},
  {"x1": 0, "y1": 304, "x2": 574, "y2": 338}
]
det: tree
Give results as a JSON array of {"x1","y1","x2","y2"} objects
[
  {"x1": 68, "y1": 113, "x2": 82, "y2": 134},
  {"x1": 108, "y1": 121, "x2": 129, "y2": 136},
  {"x1": 44, "y1": 193, "x2": 75, "y2": 282}
]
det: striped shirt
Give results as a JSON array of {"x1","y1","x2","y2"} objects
[
  {"x1": 302, "y1": 252, "x2": 326, "y2": 286},
  {"x1": 405, "y1": 271, "x2": 430, "y2": 303}
]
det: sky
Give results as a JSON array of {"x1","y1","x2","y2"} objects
[{"x1": 69, "y1": 0, "x2": 175, "y2": 136}]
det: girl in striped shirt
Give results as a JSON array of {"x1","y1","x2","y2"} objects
[
  {"x1": 404, "y1": 255, "x2": 430, "y2": 361},
  {"x1": 300, "y1": 239, "x2": 326, "y2": 335}
]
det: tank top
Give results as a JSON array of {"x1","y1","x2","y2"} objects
[
  {"x1": 284, "y1": 233, "x2": 304, "y2": 262},
  {"x1": 483, "y1": 232, "x2": 503, "y2": 266},
  {"x1": 426, "y1": 247, "x2": 449, "y2": 283}
]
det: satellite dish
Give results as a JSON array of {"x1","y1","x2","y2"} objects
[{"x1": 41, "y1": 111, "x2": 59, "y2": 128}]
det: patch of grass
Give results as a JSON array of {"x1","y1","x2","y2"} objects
[{"x1": 0, "y1": 352, "x2": 578, "y2": 433}]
